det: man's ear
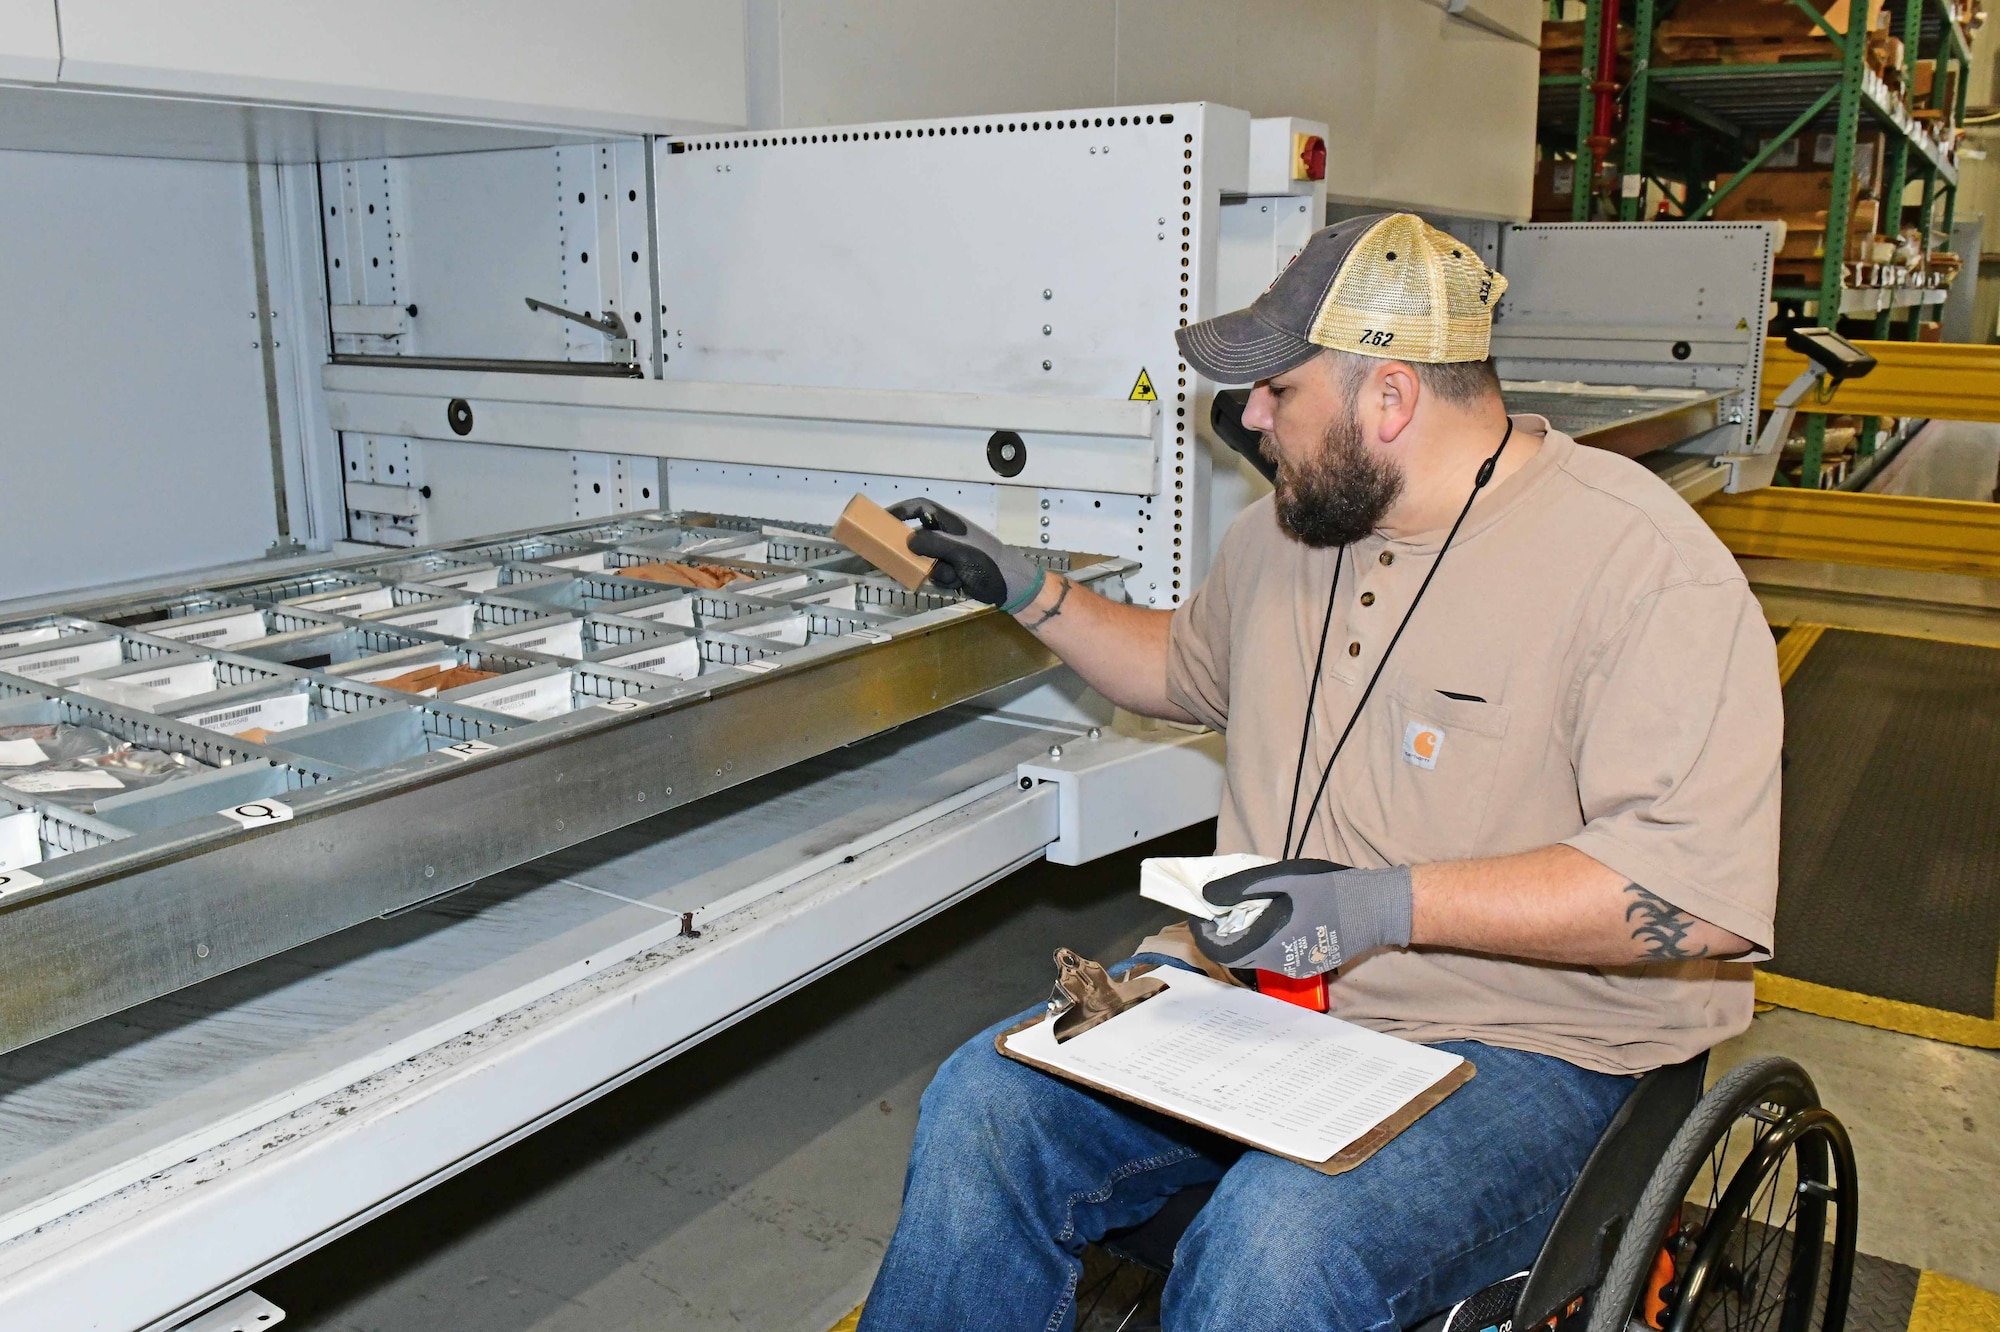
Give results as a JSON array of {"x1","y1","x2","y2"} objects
[{"x1": 1374, "y1": 361, "x2": 1421, "y2": 444}]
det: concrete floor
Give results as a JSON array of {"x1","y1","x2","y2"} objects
[
  {"x1": 257, "y1": 820, "x2": 2000, "y2": 1331},
  {"x1": 1867, "y1": 419, "x2": 2000, "y2": 501},
  {"x1": 1710, "y1": 1007, "x2": 2000, "y2": 1293}
]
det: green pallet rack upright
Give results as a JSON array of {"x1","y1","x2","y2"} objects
[{"x1": 1537, "y1": 0, "x2": 1972, "y2": 485}]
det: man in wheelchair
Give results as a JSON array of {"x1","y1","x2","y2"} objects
[{"x1": 858, "y1": 215, "x2": 1788, "y2": 1332}]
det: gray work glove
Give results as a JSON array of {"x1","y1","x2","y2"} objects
[
  {"x1": 886, "y1": 498, "x2": 1047, "y2": 613},
  {"x1": 1191, "y1": 859, "x2": 1414, "y2": 979}
]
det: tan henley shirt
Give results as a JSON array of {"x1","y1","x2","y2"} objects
[{"x1": 1164, "y1": 417, "x2": 1781, "y2": 1076}]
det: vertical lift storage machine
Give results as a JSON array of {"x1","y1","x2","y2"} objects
[{"x1": 0, "y1": 105, "x2": 1773, "y2": 1329}]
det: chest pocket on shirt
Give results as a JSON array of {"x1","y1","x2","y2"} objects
[{"x1": 1346, "y1": 682, "x2": 1511, "y2": 863}]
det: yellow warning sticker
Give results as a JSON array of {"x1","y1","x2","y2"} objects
[{"x1": 1128, "y1": 368, "x2": 1158, "y2": 401}]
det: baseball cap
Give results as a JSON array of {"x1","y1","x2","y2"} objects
[{"x1": 1175, "y1": 212, "x2": 1507, "y2": 384}]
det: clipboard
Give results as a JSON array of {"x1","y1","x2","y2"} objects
[{"x1": 997, "y1": 964, "x2": 1475, "y2": 1177}]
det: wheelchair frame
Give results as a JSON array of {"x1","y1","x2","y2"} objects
[{"x1": 1095, "y1": 1054, "x2": 1858, "y2": 1332}]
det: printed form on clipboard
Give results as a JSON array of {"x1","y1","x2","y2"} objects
[{"x1": 999, "y1": 969, "x2": 1472, "y2": 1174}]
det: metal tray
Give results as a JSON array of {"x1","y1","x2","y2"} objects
[{"x1": 0, "y1": 508, "x2": 1130, "y2": 1054}]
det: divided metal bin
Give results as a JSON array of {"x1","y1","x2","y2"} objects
[{"x1": 0, "y1": 507, "x2": 1133, "y2": 1056}]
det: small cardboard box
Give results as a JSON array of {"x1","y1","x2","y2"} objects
[
  {"x1": 833, "y1": 494, "x2": 937, "y2": 590},
  {"x1": 1708, "y1": 169, "x2": 1853, "y2": 221}
]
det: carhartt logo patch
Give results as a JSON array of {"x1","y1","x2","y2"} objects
[{"x1": 1402, "y1": 721, "x2": 1442, "y2": 770}]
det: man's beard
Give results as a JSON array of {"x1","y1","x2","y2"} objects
[{"x1": 1270, "y1": 402, "x2": 1404, "y2": 549}]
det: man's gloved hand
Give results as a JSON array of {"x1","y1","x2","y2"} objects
[
  {"x1": 886, "y1": 498, "x2": 1047, "y2": 613},
  {"x1": 1191, "y1": 860, "x2": 1415, "y2": 979}
]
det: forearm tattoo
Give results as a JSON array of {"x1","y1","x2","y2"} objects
[
  {"x1": 1623, "y1": 882, "x2": 1709, "y2": 960},
  {"x1": 1021, "y1": 575, "x2": 1071, "y2": 631}
]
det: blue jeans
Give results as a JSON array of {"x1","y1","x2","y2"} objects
[{"x1": 861, "y1": 958, "x2": 1636, "y2": 1332}]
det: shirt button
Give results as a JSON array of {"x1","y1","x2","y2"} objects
[
  {"x1": 1359, "y1": 592, "x2": 1375, "y2": 606},
  {"x1": 1378, "y1": 551, "x2": 1395, "y2": 566},
  {"x1": 1347, "y1": 641, "x2": 1361, "y2": 657}
]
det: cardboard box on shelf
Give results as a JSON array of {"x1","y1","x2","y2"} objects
[
  {"x1": 1774, "y1": 218, "x2": 1880, "y2": 262},
  {"x1": 1708, "y1": 169, "x2": 1853, "y2": 220},
  {"x1": 1539, "y1": 20, "x2": 1634, "y2": 78},
  {"x1": 1654, "y1": 0, "x2": 1878, "y2": 64},
  {"x1": 1914, "y1": 58, "x2": 1936, "y2": 100},
  {"x1": 1867, "y1": 33, "x2": 1905, "y2": 76},
  {"x1": 1532, "y1": 155, "x2": 1616, "y2": 222},
  {"x1": 1744, "y1": 133, "x2": 1883, "y2": 196},
  {"x1": 1855, "y1": 134, "x2": 1884, "y2": 194}
]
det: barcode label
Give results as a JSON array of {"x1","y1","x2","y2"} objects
[
  {"x1": 385, "y1": 603, "x2": 477, "y2": 638},
  {"x1": 604, "y1": 638, "x2": 700, "y2": 680},
  {"x1": 182, "y1": 691, "x2": 312, "y2": 737},
  {"x1": 75, "y1": 660, "x2": 218, "y2": 705},
  {"x1": 143, "y1": 608, "x2": 268, "y2": 647},
  {"x1": 0, "y1": 626, "x2": 60, "y2": 652},
  {"x1": 458, "y1": 673, "x2": 573, "y2": 720},
  {"x1": 422, "y1": 567, "x2": 501, "y2": 593},
  {"x1": 618, "y1": 597, "x2": 697, "y2": 629},
  {"x1": 549, "y1": 551, "x2": 610, "y2": 571},
  {"x1": 4, "y1": 638, "x2": 122, "y2": 681},
  {"x1": 797, "y1": 584, "x2": 859, "y2": 610},
  {"x1": 493, "y1": 619, "x2": 586, "y2": 660},
  {"x1": 298, "y1": 586, "x2": 395, "y2": 616}
]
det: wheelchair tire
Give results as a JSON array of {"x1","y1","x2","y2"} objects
[{"x1": 1587, "y1": 1055, "x2": 1858, "y2": 1332}]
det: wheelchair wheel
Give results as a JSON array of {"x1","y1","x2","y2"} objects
[{"x1": 1588, "y1": 1056, "x2": 1858, "y2": 1332}]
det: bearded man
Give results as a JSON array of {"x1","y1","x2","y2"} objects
[{"x1": 856, "y1": 213, "x2": 1782, "y2": 1332}]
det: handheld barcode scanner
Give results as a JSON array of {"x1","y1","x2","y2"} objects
[
  {"x1": 1212, "y1": 389, "x2": 1280, "y2": 485},
  {"x1": 1741, "y1": 327, "x2": 1877, "y2": 489}
]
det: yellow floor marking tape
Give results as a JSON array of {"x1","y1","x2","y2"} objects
[
  {"x1": 827, "y1": 1306, "x2": 863, "y2": 1332},
  {"x1": 1909, "y1": 1270, "x2": 2000, "y2": 1331},
  {"x1": 1754, "y1": 971, "x2": 2000, "y2": 1049},
  {"x1": 1774, "y1": 623, "x2": 1826, "y2": 685}
]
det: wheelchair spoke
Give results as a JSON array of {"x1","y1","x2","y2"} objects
[{"x1": 1680, "y1": 1124, "x2": 1817, "y2": 1332}]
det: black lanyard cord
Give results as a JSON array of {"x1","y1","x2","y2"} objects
[
  {"x1": 1283, "y1": 417, "x2": 1515, "y2": 861},
  {"x1": 1280, "y1": 547, "x2": 1343, "y2": 858}
]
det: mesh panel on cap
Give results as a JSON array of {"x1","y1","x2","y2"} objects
[{"x1": 1306, "y1": 214, "x2": 1507, "y2": 364}]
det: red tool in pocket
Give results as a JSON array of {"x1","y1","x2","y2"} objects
[{"x1": 1255, "y1": 969, "x2": 1329, "y2": 1012}]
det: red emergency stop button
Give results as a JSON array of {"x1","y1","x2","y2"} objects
[{"x1": 1294, "y1": 133, "x2": 1326, "y2": 182}]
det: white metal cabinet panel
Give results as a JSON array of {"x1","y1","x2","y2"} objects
[
  {"x1": 0, "y1": 0, "x2": 56, "y2": 82},
  {"x1": 323, "y1": 144, "x2": 654, "y2": 364},
  {"x1": 0, "y1": 150, "x2": 280, "y2": 600},
  {"x1": 54, "y1": 1, "x2": 746, "y2": 135}
]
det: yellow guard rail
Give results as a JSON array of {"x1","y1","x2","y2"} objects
[{"x1": 1760, "y1": 337, "x2": 2000, "y2": 423}]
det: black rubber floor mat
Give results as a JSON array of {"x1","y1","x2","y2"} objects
[
  {"x1": 1773, "y1": 628, "x2": 2000, "y2": 1018},
  {"x1": 1842, "y1": 1251, "x2": 1923, "y2": 1332}
]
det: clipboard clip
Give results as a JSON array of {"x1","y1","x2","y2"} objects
[{"x1": 1046, "y1": 948, "x2": 1168, "y2": 1043}]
